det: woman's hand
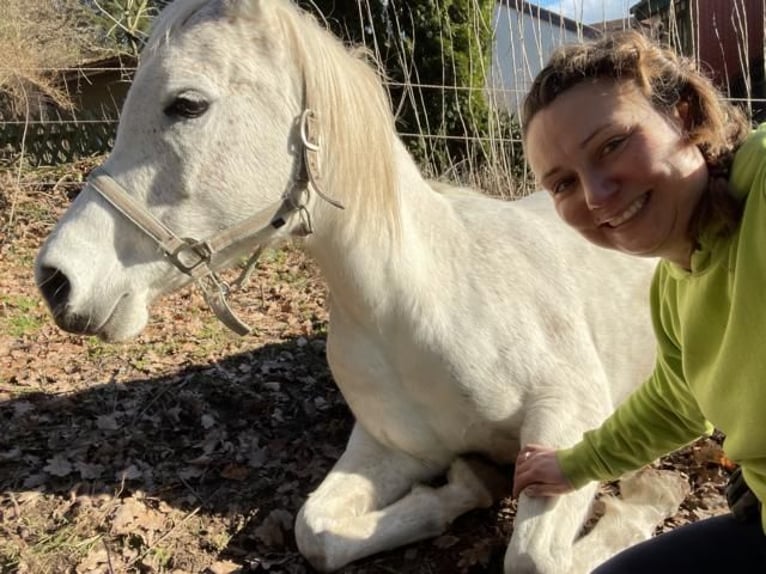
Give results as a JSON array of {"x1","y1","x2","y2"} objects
[{"x1": 513, "y1": 444, "x2": 574, "y2": 498}]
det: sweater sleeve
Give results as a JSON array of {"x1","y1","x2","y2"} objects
[{"x1": 556, "y1": 268, "x2": 714, "y2": 489}]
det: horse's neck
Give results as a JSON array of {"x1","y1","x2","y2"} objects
[{"x1": 305, "y1": 145, "x2": 452, "y2": 326}]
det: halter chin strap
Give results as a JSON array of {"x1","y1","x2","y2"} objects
[{"x1": 88, "y1": 109, "x2": 343, "y2": 336}]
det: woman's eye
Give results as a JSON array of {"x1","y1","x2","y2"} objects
[
  {"x1": 552, "y1": 177, "x2": 575, "y2": 195},
  {"x1": 164, "y1": 97, "x2": 209, "y2": 119},
  {"x1": 600, "y1": 136, "x2": 627, "y2": 157}
]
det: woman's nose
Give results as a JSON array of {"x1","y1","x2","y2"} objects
[{"x1": 583, "y1": 174, "x2": 618, "y2": 209}]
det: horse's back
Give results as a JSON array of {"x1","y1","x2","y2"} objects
[
  {"x1": 446, "y1": 188, "x2": 654, "y2": 290},
  {"x1": 444, "y1": 188, "x2": 657, "y2": 406}
]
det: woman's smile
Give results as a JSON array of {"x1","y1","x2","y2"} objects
[{"x1": 600, "y1": 192, "x2": 650, "y2": 228}]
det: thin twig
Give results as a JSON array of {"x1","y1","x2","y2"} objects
[
  {"x1": 102, "y1": 537, "x2": 116, "y2": 574},
  {"x1": 129, "y1": 373, "x2": 193, "y2": 426},
  {"x1": 177, "y1": 472, "x2": 210, "y2": 508},
  {"x1": 6, "y1": 72, "x2": 31, "y2": 240},
  {"x1": 90, "y1": 0, "x2": 135, "y2": 39},
  {"x1": 126, "y1": 506, "x2": 202, "y2": 568},
  {"x1": 8, "y1": 492, "x2": 21, "y2": 521}
]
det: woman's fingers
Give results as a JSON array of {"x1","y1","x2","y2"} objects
[
  {"x1": 512, "y1": 445, "x2": 573, "y2": 498},
  {"x1": 512, "y1": 444, "x2": 553, "y2": 496}
]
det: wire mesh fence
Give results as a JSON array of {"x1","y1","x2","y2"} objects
[
  {"x1": 2, "y1": 0, "x2": 765, "y2": 192},
  {"x1": 0, "y1": 68, "x2": 534, "y2": 195}
]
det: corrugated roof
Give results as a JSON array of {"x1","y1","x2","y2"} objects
[
  {"x1": 499, "y1": 1, "x2": 600, "y2": 38},
  {"x1": 53, "y1": 54, "x2": 138, "y2": 88},
  {"x1": 630, "y1": 0, "x2": 672, "y2": 19}
]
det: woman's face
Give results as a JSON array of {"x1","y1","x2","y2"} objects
[{"x1": 525, "y1": 78, "x2": 709, "y2": 268}]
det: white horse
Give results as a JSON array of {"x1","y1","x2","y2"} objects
[{"x1": 35, "y1": 0, "x2": 689, "y2": 572}]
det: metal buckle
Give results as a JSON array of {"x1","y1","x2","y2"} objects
[{"x1": 168, "y1": 239, "x2": 213, "y2": 274}]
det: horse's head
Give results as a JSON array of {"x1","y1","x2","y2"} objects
[{"x1": 35, "y1": 0, "x2": 397, "y2": 341}]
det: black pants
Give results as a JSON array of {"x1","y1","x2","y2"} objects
[{"x1": 592, "y1": 513, "x2": 766, "y2": 573}]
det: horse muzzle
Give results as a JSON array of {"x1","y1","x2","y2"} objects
[{"x1": 36, "y1": 263, "x2": 144, "y2": 341}]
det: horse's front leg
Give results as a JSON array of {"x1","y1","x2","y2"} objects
[
  {"x1": 508, "y1": 481, "x2": 599, "y2": 573},
  {"x1": 295, "y1": 423, "x2": 504, "y2": 572},
  {"x1": 505, "y1": 403, "x2": 689, "y2": 574},
  {"x1": 504, "y1": 396, "x2": 608, "y2": 574}
]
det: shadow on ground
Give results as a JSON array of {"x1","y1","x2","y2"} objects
[{"x1": 1, "y1": 334, "x2": 509, "y2": 573}]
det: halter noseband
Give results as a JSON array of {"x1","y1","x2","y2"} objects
[{"x1": 88, "y1": 109, "x2": 343, "y2": 336}]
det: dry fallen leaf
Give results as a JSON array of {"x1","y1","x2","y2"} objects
[
  {"x1": 201, "y1": 413, "x2": 216, "y2": 429},
  {"x1": 76, "y1": 461, "x2": 105, "y2": 480},
  {"x1": 457, "y1": 540, "x2": 493, "y2": 571},
  {"x1": 96, "y1": 414, "x2": 120, "y2": 430},
  {"x1": 253, "y1": 509, "x2": 294, "y2": 548},
  {"x1": 111, "y1": 496, "x2": 166, "y2": 537},
  {"x1": 718, "y1": 455, "x2": 737, "y2": 471},
  {"x1": 76, "y1": 546, "x2": 109, "y2": 573},
  {"x1": 220, "y1": 463, "x2": 249, "y2": 482},
  {"x1": 43, "y1": 454, "x2": 73, "y2": 477},
  {"x1": 433, "y1": 534, "x2": 460, "y2": 549}
]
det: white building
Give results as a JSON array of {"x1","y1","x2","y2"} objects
[{"x1": 491, "y1": 0, "x2": 600, "y2": 118}]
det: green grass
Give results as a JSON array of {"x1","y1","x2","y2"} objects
[
  {"x1": 0, "y1": 520, "x2": 101, "y2": 574},
  {"x1": 258, "y1": 248, "x2": 288, "y2": 266},
  {"x1": 0, "y1": 294, "x2": 45, "y2": 336},
  {"x1": 1, "y1": 245, "x2": 36, "y2": 267},
  {"x1": 149, "y1": 546, "x2": 173, "y2": 569},
  {"x1": 85, "y1": 337, "x2": 122, "y2": 360},
  {"x1": 14, "y1": 198, "x2": 53, "y2": 224}
]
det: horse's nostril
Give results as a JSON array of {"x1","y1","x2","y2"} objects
[{"x1": 37, "y1": 265, "x2": 72, "y2": 315}]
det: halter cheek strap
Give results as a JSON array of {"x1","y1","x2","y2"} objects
[{"x1": 88, "y1": 109, "x2": 343, "y2": 335}]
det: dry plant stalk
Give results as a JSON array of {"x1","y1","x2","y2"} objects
[
  {"x1": 0, "y1": 0, "x2": 94, "y2": 238},
  {"x1": 0, "y1": 0, "x2": 95, "y2": 118}
]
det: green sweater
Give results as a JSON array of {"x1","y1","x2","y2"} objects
[{"x1": 557, "y1": 124, "x2": 766, "y2": 533}]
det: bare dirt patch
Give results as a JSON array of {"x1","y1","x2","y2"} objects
[{"x1": 1, "y1": 162, "x2": 732, "y2": 573}]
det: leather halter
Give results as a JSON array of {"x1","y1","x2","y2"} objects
[{"x1": 88, "y1": 109, "x2": 343, "y2": 335}]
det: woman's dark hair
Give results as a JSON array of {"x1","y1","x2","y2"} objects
[{"x1": 522, "y1": 30, "x2": 752, "y2": 240}]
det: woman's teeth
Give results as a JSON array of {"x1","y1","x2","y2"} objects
[{"x1": 607, "y1": 194, "x2": 647, "y2": 228}]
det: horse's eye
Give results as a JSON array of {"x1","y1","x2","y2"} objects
[{"x1": 164, "y1": 96, "x2": 209, "y2": 119}]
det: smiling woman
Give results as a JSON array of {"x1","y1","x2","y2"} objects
[
  {"x1": 524, "y1": 78, "x2": 710, "y2": 267},
  {"x1": 515, "y1": 29, "x2": 766, "y2": 574}
]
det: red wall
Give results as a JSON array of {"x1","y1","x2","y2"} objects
[{"x1": 692, "y1": 0, "x2": 764, "y2": 86}]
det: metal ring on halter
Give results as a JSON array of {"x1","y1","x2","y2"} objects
[
  {"x1": 300, "y1": 109, "x2": 320, "y2": 151},
  {"x1": 297, "y1": 110, "x2": 345, "y2": 211}
]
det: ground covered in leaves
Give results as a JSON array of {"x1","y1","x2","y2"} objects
[{"x1": 1, "y1": 161, "x2": 734, "y2": 573}]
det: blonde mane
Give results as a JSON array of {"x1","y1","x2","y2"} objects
[{"x1": 254, "y1": 0, "x2": 401, "y2": 239}]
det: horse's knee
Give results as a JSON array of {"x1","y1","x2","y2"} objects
[{"x1": 295, "y1": 485, "x2": 449, "y2": 571}]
